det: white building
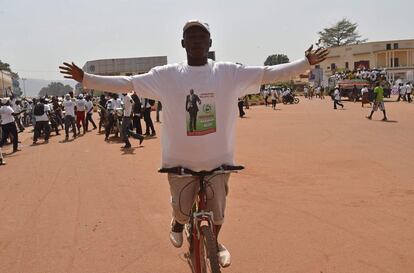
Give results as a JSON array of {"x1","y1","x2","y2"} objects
[{"x1": 312, "y1": 39, "x2": 414, "y2": 85}]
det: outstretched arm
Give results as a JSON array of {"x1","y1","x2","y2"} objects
[
  {"x1": 59, "y1": 62, "x2": 133, "y2": 93},
  {"x1": 261, "y1": 45, "x2": 328, "y2": 84}
]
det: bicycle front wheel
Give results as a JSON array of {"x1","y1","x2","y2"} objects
[{"x1": 200, "y1": 225, "x2": 221, "y2": 273}]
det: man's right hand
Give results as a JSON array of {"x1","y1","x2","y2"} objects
[{"x1": 59, "y1": 62, "x2": 84, "y2": 82}]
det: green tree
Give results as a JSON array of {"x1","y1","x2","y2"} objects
[
  {"x1": 317, "y1": 18, "x2": 367, "y2": 47},
  {"x1": 264, "y1": 54, "x2": 290, "y2": 66},
  {"x1": 0, "y1": 60, "x2": 12, "y2": 72},
  {"x1": 38, "y1": 82, "x2": 73, "y2": 97}
]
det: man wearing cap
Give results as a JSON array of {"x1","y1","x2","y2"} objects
[
  {"x1": 62, "y1": 94, "x2": 77, "y2": 140},
  {"x1": 76, "y1": 94, "x2": 87, "y2": 134},
  {"x1": 60, "y1": 19, "x2": 328, "y2": 268}
]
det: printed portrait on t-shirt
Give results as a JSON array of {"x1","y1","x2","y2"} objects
[{"x1": 185, "y1": 89, "x2": 216, "y2": 136}]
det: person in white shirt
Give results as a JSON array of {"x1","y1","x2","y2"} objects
[
  {"x1": 315, "y1": 86, "x2": 321, "y2": 99},
  {"x1": 76, "y1": 94, "x2": 87, "y2": 134},
  {"x1": 33, "y1": 98, "x2": 51, "y2": 144},
  {"x1": 0, "y1": 98, "x2": 25, "y2": 153},
  {"x1": 85, "y1": 95, "x2": 97, "y2": 131},
  {"x1": 270, "y1": 89, "x2": 277, "y2": 109},
  {"x1": 104, "y1": 95, "x2": 116, "y2": 141},
  {"x1": 120, "y1": 92, "x2": 144, "y2": 148},
  {"x1": 406, "y1": 82, "x2": 412, "y2": 103},
  {"x1": 262, "y1": 89, "x2": 270, "y2": 106},
  {"x1": 360, "y1": 85, "x2": 371, "y2": 107},
  {"x1": 59, "y1": 19, "x2": 328, "y2": 268},
  {"x1": 303, "y1": 86, "x2": 309, "y2": 98},
  {"x1": 62, "y1": 94, "x2": 77, "y2": 141},
  {"x1": 13, "y1": 99, "x2": 25, "y2": 132},
  {"x1": 333, "y1": 86, "x2": 344, "y2": 109}
]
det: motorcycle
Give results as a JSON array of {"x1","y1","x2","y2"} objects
[{"x1": 282, "y1": 93, "x2": 300, "y2": 104}]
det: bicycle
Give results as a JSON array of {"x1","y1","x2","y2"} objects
[{"x1": 159, "y1": 164, "x2": 244, "y2": 273}]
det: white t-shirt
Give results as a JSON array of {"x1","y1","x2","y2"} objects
[
  {"x1": 76, "y1": 98, "x2": 87, "y2": 111},
  {"x1": 35, "y1": 104, "x2": 50, "y2": 122},
  {"x1": 62, "y1": 100, "x2": 76, "y2": 117},
  {"x1": 106, "y1": 99, "x2": 115, "y2": 111},
  {"x1": 114, "y1": 98, "x2": 123, "y2": 110},
  {"x1": 83, "y1": 58, "x2": 309, "y2": 170},
  {"x1": 406, "y1": 84, "x2": 412, "y2": 94},
  {"x1": 361, "y1": 87, "x2": 368, "y2": 95},
  {"x1": 0, "y1": 105, "x2": 15, "y2": 125},
  {"x1": 315, "y1": 87, "x2": 321, "y2": 94},
  {"x1": 123, "y1": 94, "x2": 133, "y2": 116},
  {"x1": 270, "y1": 91, "x2": 277, "y2": 100},
  {"x1": 304, "y1": 87, "x2": 308, "y2": 93},
  {"x1": 334, "y1": 89, "x2": 341, "y2": 100},
  {"x1": 86, "y1": 101, "x2": 94, "y2": 113}
]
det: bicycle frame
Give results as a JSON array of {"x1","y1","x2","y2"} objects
[
  {"x1": 158, "y1": 165, "x2": 244, "y2": 273},
  {"x1": 188, "y1": 176, "x2": 216, "y2": 273}
]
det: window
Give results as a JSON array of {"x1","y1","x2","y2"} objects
[
  {"x1": 330, "y1": 63, "x2": 336, "y2": 70},
  {"x1": 394, "y1": 43, "x2": 399, "y2": 49},
  {"x1": 345, "y1": 62, "x2": 349, "y2": 69},
  {"x1": 386, "y1": 44, "x2": 391, "y2": 50},
  {"x1": 394, "y1": 58, "x2": 399, "y2": 67}
]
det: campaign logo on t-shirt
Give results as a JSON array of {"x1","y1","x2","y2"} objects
[{"x1": 185, "y1": 89, "x2": 216, "y2": 136}]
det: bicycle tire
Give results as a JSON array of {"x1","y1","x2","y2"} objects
[
  {"x1": 199, "y1": 225, "x2": 221, "y2": 273},
  {"x1": 294, "y1": 98, "x2": 300, "y2": 104}
]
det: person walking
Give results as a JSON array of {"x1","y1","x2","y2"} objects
[
  {"x1": 104, "y1": 95, "x2": 116, "y2": 141},
  {"x1": 366, "y1": 82, "x2": 388, "y2": 121},
  {"x1": 75, "y1": 94, "x2": 87, "y2": 134},
  {"x1": 12, "y1": 99, "x2": 25, "y2": 132},
  {"x1": 131, "y1": 93, "x2": 143, "y2": 135},
  {"x1": 32, "y1": 98, "x2": 51, "y2": 144},
  {"x1": 263, "y1": 89, "x2": 270, "y2": 106},
  {"x1": 143, "y1": 98, "x2": 156, "y2": 136},
  {"x1": 333, "y1": 86, "x2": 344, "y2": 109},
  {"x1": 237, "y1": 97, "x2": 245, "y2": 117},
  {"x1": 406, "y1": 82, "x2": 412, "y2": 103},
  {"x1": 0, "y1": 98, "x2": 25, "y2": 153},
  {"x1": 98, "y1": 94, "x2": 107, "y2": 133},
  {"x1": 303, "y1": 86, "x2": 309, "y2": 98},
  {"x1": 85, "y1": 95, "x2": 97, "y2": 131},
  {"x1": 315, "y1": 86, "x2": 321, "y2": 99},
  {"x1": 361, "y1": 85, "x2": 371, "y2": 107},
  {"x1": 156, "y1": 101, "x2": 162, "y2": 123},
  {"x1": 120, "y1": 92, "x2": 144, "y2": 148},
  {"x1": 271, "y1": 89, "x2": 277, "y2": 109},
  {"x1": 59, "y1": 19, "x2": 327, "y2": 268},
  {"x1": 62, "y1": 94, "x2": 77, "y2": 141}
]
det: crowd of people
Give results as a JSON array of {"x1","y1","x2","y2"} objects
[{"x1": 0, "y1": 91, "x2": 161, "y2": 165}]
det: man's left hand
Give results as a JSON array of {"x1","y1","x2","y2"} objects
[{"x1": 305, "y1": 45, "x2": 329, "y2": 65}]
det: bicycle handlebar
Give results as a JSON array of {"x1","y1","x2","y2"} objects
[{"x1": 158, "y1": 164, "x2": 244, "y2": 176}]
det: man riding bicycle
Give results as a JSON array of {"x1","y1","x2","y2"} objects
[{"x1": 60, "y1": 19, "x2": 328, "y2": 268}]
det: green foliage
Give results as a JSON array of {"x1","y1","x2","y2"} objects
[
  {"x1": 317, "y1": 18, "x2": 367, "y2": 47},
  {"x1": 0, "y1": 60, "x2": 12, "y2": 72},
  {"x1": 38, "y1": 82, "x2": 73, "y2": 97},
  {"x1": 264, "y1": 54, "x2": 289, "y2": 66}
]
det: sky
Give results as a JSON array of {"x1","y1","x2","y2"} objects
[{"x1": 1, "y1": 0, "x2": 413, "y2": 81}]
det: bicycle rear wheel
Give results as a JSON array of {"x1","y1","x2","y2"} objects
[{"x1": 199, "y1": 225, "x2": 221, "y2": 273}]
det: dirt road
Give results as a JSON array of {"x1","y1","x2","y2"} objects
[{"x1": 1, "y1": 98, "x2": 413, "y2": 273}]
